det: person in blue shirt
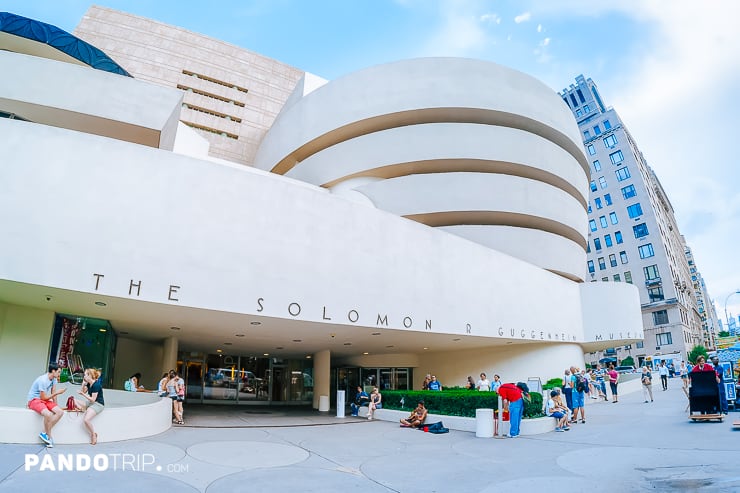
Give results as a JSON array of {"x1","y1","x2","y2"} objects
[
  {"x1": 27, "y1": 362, "x2": 66, "y2": 447},
  {"x1": 711, "y1": 356, "x2": 729, "y2": 415},
  {"x1": 427, "y1": 375, "x2": 442, "y2": 391},
  {"x1": 350, "y1": 386, "x2": 369, "y2": 416}
]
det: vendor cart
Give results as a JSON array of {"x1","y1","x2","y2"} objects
[{"x1": 688, "y1": 371, "x2": 723, "y2": 422}]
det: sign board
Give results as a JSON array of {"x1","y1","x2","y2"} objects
[{"x1": 725, "y1": 382, "x2": 736, "y2": 401}]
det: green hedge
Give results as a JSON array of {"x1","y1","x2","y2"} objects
[
  {"x1": 381, "y1": 390, "x2": 543, "y2": 419},
  {"x1": 542, "y1": 378, "x2": 563, "y2": 391}
]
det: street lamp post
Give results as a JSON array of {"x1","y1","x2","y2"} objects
[{"x1": 724, "y1": 289, "x2": 740, "y2": 331}]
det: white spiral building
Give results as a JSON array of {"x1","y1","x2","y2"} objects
[
  {"x1": 255, "y1": 58, "x2": 589, "y2": 282},
  {"x1": 0, "y1": 8, "x2": 643, "y2": 436}
]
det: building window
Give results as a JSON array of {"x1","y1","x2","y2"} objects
[
  {"x1": 644, "y1": 264, "x2": 660, "y2": 280},
  {"x1": 593, "y1": 160, "x2": 602, "y2": 172},
  {"x1": 636, "y1": 341, "x2": 644, "y2": 349},
  {"x1": 593, "y1": 125, "x2": 602, "y2": 135},
  {"x1": 604, "y1": 134, "x2": 618, "y2": 148},
  {"x1": 624, "y1": 271, "x2": 632, "y2": 284},
  {"x1": 639, "y1": 243, "x2": 655, "y2": 259},
  {"x1": 595, "y1": 197, "x2": 603, "y2": 209},
  {"x1": 613, "y1": 273, "x2": 621, "y2": 282},
  {"x1": 648, "y1": 286, "x2": 664, "y2": 302},
  {"x1": 584, "y1": 104, "x2": 590, "y2": 113},
  {"x1": 590, "y1": 180, "x2": 597, "y2": 192},
  {"x1": 576, "y1": 109, "x2": 583, "y2": 117},
  {"x1": 584, "y1": 130, "x2": 591, "y2": 139},
  {"x1": 615, "y1": 231, "x2": 623, "y2": 244},
  {"x1": 586, "y1": 242, "x2": 591, "y2": 253},
  {"x1": 599, "y1": 176, "x2": 608, "y2": 189},
  {"x1": 588, "y1": 260, "x2": 595, "y2": 273},
  {"x1": 627, "y1": 203, "x2": 643, "y2": 218},
  {"x1": 600, "y1": 216, "x2": 608, "y2": 228},
  {"x1": 588, "y1": 204, "x2": 592, "y2": 214},
  {"x1": 620, "y1": 251, "x2": 628, "y2": 264},
  {"x1": 603, "y1": 119, "x2": 611, "y2": 130},
  {"x1": 598, "y1": 257, "x2": 606, "y2": 270},
  {"x1": 594, "y1": 238, "x2": 602, "y2": 250},
  {"x1": 604, "y1": 234, "x2": 613, "y2": 247},
  {"x1": 615, "y1": 167, "x2": 631, "y2": 181},
  {"x1": 604, "y1": 193, "x2": 612, "y2": 206},
  {"x1": 609, "y1": 212, "x2": 618, "y2": 225},
  {"x1": 587, "y1": 144, "x2": 596, "y2": 155},
  {"x1": 577, "y1": 89, "x2": 586, "y2": 103},
  {"x1": 609, "y1": 254, "x2": 617, "y2": 267},
  {"x1": 602, "y1": 277, "x2": 609, "y2": 282},
  {"x1": 610, "y1": 150, "x2": 624, "y2": 164},
  {"x1": 589, "y1": 219, "x2": 597, "y2": 232},
  {"x1": 656, "y1": 329, "x2": 672, "y2": 343},
  {"x1": 621, "y1": 184, "x2": 636, "y2": 199},
  {"x1": 633, "y1": 223, "x2": 649, "y2": 238}
]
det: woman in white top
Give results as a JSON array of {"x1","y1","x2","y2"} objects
[{"x1": 476, "y1": 372, "x2": 491, "y2": 391}]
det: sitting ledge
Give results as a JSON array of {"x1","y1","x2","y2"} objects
[{"x1": 0, "y1": 386, "x2": 171, "y2": 444}]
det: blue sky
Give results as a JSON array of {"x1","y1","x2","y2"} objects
[{"x1": 4, "y1": 0, "x2": 740, "y2": 322}]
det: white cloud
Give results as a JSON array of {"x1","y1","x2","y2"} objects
[
  {"x1": 418, "y1": 0, "x2": 490, "y2": 57},
  {"x1": 541, "y1": 37, "x2": 550, "y2": 46},
  {"x1": 480, "y1": 13, "x2": 501, "y2": 24},
  {"x1": 537, "y1": 23, "x2": 542, "y2": 32},
  {"x1": 514, "y1": 12, "x2": 531, "y2": 23}
]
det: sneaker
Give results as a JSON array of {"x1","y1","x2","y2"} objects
[
  {"x1": 555, "y1": 427, "x2": 564, "y2": 432},
  {"x1": 590, "y1": 396, "x2": 598, "y2": 399},
  {"x1": 644, "y1": 400, "x2": 649, "y2": 403},
  {"x1": 562, "y1": 426, "x2": 570, "y2": 431},
  {"x1": 39, "y1": 432, "x2": 52, "y2": 446}
]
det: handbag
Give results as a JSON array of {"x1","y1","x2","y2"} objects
[{"x1": 66, "y1": 396, "x2": 79, "y2": 411}]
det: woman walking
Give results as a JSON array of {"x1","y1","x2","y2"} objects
[
  {"x1": 608, "y1": 364, "x2": 619, "y2": 403},
  {"x1": 641, "y1": 366, "x2": 654, "y2": 403}
]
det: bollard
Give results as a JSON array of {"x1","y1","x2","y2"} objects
[
  {"x1": 336, "y1": 390, "x2": 345, "y2": 418},
  {"x1": 475, "y1": 408, "x2": 494, "y2": 438}
]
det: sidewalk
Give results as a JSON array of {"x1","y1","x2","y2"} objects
[{"x1": 1, "y1": 378, "x2": 737, "y2": 492}]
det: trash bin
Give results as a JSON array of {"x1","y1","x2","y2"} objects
[
  {"x1": 319, "y1": 395, "x2": 330, "y2": 412},
  {"x1": 476, "y1": 408, "x2": 494, "y2": 438}
]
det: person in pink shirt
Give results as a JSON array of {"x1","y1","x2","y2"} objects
[{"x1": 607, "y1": 365, "x2": 619, "y2": 403}]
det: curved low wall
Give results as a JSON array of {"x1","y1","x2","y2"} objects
[
  {"x1": 359, "y1": 407, "x2": 556, "y2": 436},
  {"x1": 0, "y1": 387, "x2": 171, "y2": 444}
]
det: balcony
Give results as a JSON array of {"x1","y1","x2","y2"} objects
[{"x1": 645, "y1": 277, "x2": 661, "y2": 287}]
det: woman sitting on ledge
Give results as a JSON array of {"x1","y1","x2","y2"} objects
[{"x1": 400, "y1": 401, "x2": 428, "y2": 428}]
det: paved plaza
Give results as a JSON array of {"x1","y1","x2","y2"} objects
[{"x1": 1, "y1": 378, "x2": 738, "y2": 492}]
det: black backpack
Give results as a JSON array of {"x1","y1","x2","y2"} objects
[{"x1": 575, "y1": 375, "x2": 587, "y2": 393}]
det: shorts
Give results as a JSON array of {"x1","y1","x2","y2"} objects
[
  {"x1": 171, "y1": 395, "x2": 184, "y2": 402},
  {"x1": 571, "y1": 391, "x2": 585, "y2": 408},
  {"x1": 86, "y1": 402, "x2": 104, "y2": 415},
  {"x1": 550, "y1": 411, "x2": 565, "y2": 419},
  {"x1": 28, "y1": 398, "x2": 58, "y2": 414}
]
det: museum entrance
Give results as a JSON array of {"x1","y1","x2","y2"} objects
[{"x1": 178, "y1": 352, "x2": 313, "y2": 405}]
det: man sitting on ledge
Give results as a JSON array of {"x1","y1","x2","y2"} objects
[{"x1": 400, "y1": 401, "x2": 428, "y2": 428}]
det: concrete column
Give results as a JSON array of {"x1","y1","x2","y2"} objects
[
  {"x1": 312, "y1": 349, "x2": 331, "y2": 410},
  {"x1": 162, "y1": 336, "x2": 178, "y2": 375}
]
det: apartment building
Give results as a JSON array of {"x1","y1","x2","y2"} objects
[{"x1": 560, "y1": 75, "x2": 711, "y2": 366}]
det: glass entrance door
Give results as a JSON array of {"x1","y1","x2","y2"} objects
[{"x1": 184, "y1": 360, "x2": 203, "y2": 402}]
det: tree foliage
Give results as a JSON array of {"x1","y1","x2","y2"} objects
[
  {"x1": 620, "y1": 356, "x2": 635, "y2": 366},
  {"x1": 718, "y1": 331, "x2": 730, "y2": 338},
  {"x1": 688, "y1": 345, "x2": 709, "y2": 364}
]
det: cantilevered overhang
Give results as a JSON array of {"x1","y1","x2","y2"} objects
[{"x1": 0, "y1": 50, "x2": 182, "y2": 149}]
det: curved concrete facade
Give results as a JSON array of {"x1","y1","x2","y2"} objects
[{"x1": 254, "y1": 58, "x2": 589, "y2": 280}]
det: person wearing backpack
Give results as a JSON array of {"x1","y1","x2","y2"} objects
[{"x1": 570, "y1": 368, "x2": 586, "y2": 424}]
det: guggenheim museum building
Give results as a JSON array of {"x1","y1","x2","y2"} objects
[{"x1": 0, "y1": 7, "x2": 642, "y2": 414}]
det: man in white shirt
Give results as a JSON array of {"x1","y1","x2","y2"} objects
[
  {"x1": 27, "y1": 363, "x2": 66, "y2": 447},
  {"x1": 658, "y1": 361, "x2": 669, "y2": 391},
  {"x1": 476, "y1": 372, "x2": 490, "y2": 391}
]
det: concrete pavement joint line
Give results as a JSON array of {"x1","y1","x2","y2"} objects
[
  {"x1": 176, "y1": 420, "x2": 370, "y2": 429},
  {"x1": 275, "y1": 429, "x2": 402, "y2": 493}
]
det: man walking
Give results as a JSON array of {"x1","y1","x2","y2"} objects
[
  {"x1": 27, "y1": 362, "x2": 66, "y2": 447},
  {"x1": 658, "y1": 361, "x2": 669, "y2": 391}
]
